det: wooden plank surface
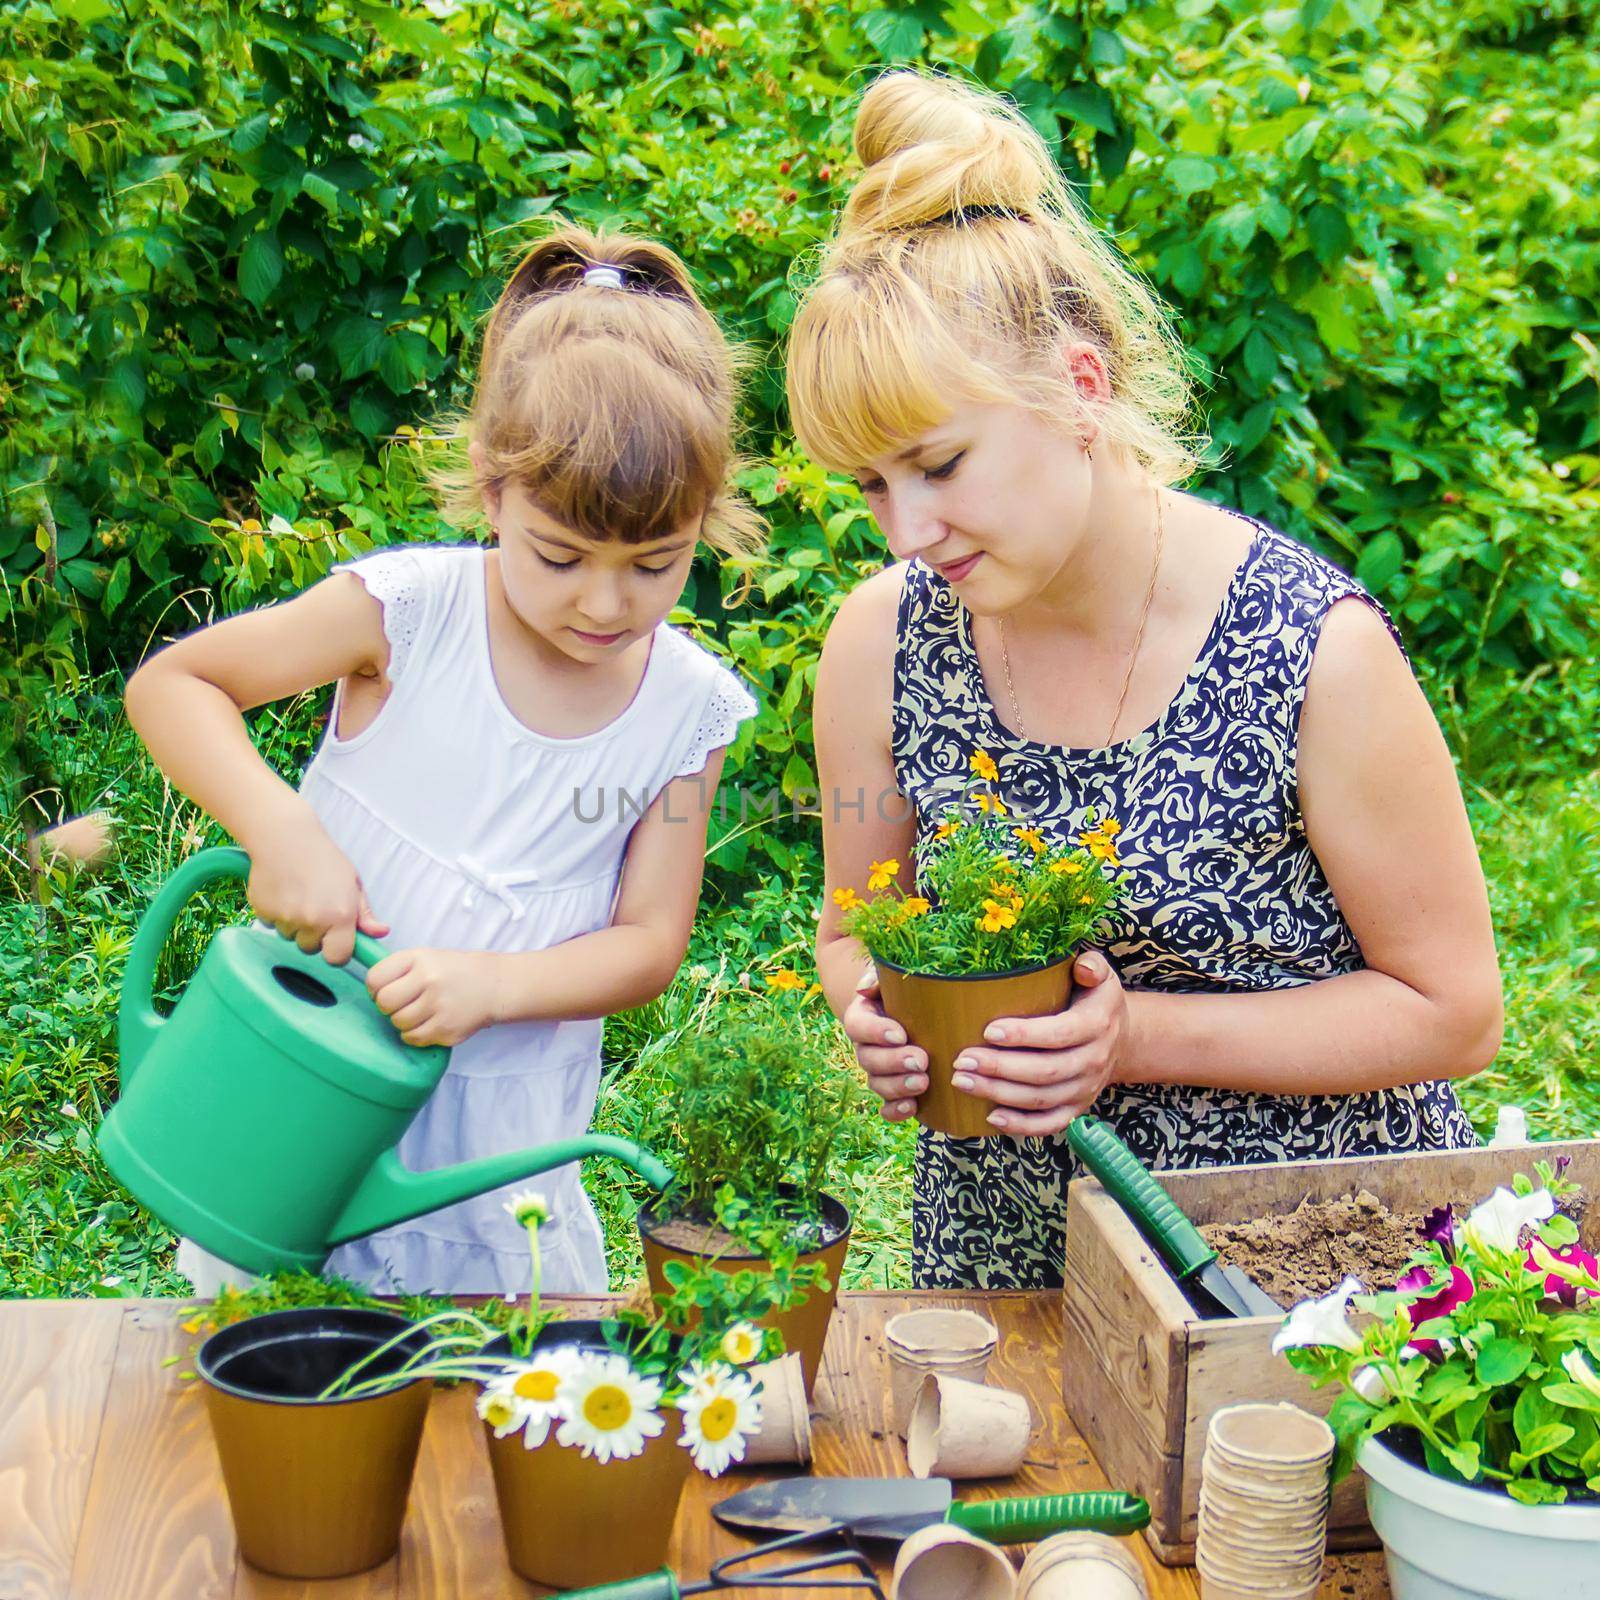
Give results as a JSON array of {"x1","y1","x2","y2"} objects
[
  {"x1": 0, "y1": 1294, "x2": 1390, "y2": 1599},
  {"x1": 0, "y1": 1299, "x2": 122, "y2": 1600}
]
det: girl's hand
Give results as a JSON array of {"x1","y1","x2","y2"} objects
[
  {"x1": 366, "y1": 948, "x2": 504, "y2": 1048},
  {"x1": 841, "y1": 964, "x2": 929, "y2": 1123},
  {"x1": 951, "y1": 950, "x2": 1131, "y2": 1138},
  {"x1": 245, "y1": 809, "x2": 389, "y2": 966}
]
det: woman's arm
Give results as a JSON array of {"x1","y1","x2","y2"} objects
[
  {"x1": 811, "y1": 570, "x2": 930, "y2": 1120},
  {"x1": 364, "y1": 749, "x2": 730, "y2": 1044},
  {"x1": 124, "y1": 574, "x2": 394, "y2": 962},
  {"x1": 956, "y1": 599, "x2": 1503, "y2": 1135},
  {"x1": 1128, "y1": 598, "x2": 1503, "y2": 1090}
]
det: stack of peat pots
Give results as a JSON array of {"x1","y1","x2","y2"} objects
[
  {"x1": 1196, "y1": 1402, "x2": 1334, "y2": 1600},
  {"x1": 883, "y1": 1306, "x2": 999, "y2": 1437}
]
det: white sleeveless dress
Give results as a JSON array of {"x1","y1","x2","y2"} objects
[{"x1": 175, "y1": 543, "x2": 756, "y2": 1297}]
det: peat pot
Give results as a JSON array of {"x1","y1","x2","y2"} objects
[
  {"x1": 876, "y1": 954, "x2": 1074, "y2": 1139},
  {"x1": 638, "y1": 1190, "x2": 852, "y2": 1399},
  {"x1": 1360, "y1": 1433, "x2": 1600, "y2": 1599},
  {"x1": 197, "y1": 1307, "x2": 432, "y2": 1578},
  {"x1": 481, "y1": 1321, "x2": 692, "y2": 1590}
]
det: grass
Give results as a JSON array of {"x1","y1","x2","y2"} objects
[{"x1": 3, "y1": 661, "x2": 1596, "y2": 1300}]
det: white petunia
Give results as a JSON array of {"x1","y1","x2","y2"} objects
[
  {"x1": 504, "y1": 1189, "x2": 552, "y2": 1228},
  {"x1": 555, "y1": 1352, "x2": 665, "y2": 1464},
  {"x1": 1463, "y1": 1187, "x2": 1555, "y2": 1255},
  {"x1": 718, "y1": 1322, "x2": 763, "y2": 1367},
  {"x1": 1271, "y1": 1276, "x2": 1366, "y2": 1355},
  {"x1": 1561, "y1": 1349, "x2": 1600, "y2": 1401},
  {"x1": 677, "y1": 1367, "x2": 762, "y2": 1476},
  {"x1": 1351, "y1": 1346, "x2": 1422, "y2": 1403}
]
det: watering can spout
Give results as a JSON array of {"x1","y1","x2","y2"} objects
[{"x1": 327, "y1": 1135, "x2": 673, "y2": 1247}]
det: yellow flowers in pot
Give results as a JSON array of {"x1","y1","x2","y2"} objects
[{"x1": 836, "y1": 750, "x2": 1124, "y2": 978}]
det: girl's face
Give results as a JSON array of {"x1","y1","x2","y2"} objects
[
  {"x1": 487, "y1": 476, "x2": 700, "y2": 663},
  {"x1": 852, "y1": 399, "x2": 1095, "y2": 617}
]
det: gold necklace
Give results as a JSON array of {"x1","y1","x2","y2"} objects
[{"x1": 998, "y1": 487, "x2": 1166, "y2": 747}]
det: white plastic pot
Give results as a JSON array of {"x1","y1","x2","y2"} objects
[{"x1": 1360, "y1": 1434, "x2": 1600, "y2": 1598}]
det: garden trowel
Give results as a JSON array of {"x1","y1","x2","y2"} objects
[
  {"x1": 1066, "y1": 1115, "x2": 1282, "y2": 1320},
  {"x1": 713, "y1": 1479, "x2": 1150, "y2": 1544}
]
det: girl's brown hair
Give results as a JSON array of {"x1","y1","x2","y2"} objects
[
  {"x1": 786, "y1": 71, "x2": 1205, "y2": 484},
  {"x1": 434, "y1": 224, "x2": 764, "y2": 554}
]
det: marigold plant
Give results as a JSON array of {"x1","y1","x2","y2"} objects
[{"x1": 836, "y1": 750, "x2": 1124, "y2": 976}]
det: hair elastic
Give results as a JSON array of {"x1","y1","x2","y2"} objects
[{"x1": 581, "y1": 264, "x2": 627, "y2": 290}]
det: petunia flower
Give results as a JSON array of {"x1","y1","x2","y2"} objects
[
  {"x1": 1526, "y1": 1238, "x2": 1600, "y2": 1306},
  {"x1": 1462, "y1": 1187, "x2": 1556, "y2": 1255},
  {"x1": 1420, "y1": 1204, "x2": 1456, "y2": 1260},
  {"x1": 1396, "y1": 1262, "x2": 1475, "y2": 1356},
  {"x1": 1270, "y1": 1276, "x2": 1366, "y2": 1355},
  {"x1": 1351, "y1": 1345, "x2": 1422, "y2": 1402},
  {"x1": 1562, "y1": 1349, "x2": 1600, "y2": 1402}
]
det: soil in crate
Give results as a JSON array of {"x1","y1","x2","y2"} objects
[{"x1": 1198, "y1": 1186, "x2": 1590, "y2": 1306}]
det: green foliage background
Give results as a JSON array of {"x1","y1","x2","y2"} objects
[{"x1": 3, "y1": 0, "x2": 1598, "y2": 1296}]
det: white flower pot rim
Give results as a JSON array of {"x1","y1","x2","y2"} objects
[{"x1": 1359, "y1": 1432, "x2": 1600, "y2": 1541}]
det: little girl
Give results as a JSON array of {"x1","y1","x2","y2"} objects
[{"x1": 125, "y1": 226, "x2": 763, "y2": 1297}]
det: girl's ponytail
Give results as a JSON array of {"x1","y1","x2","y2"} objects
[{"x1": 436, "y1": 223, "x2": 763, "y2": 558}]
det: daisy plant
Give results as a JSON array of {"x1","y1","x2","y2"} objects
[
  {"x1": 835, "y1": 749, "x2": 1123, "y2": 976},
  {"x1": 316, "y1": 1188, "x2": 806, "y2": 1477},
  {"x1": 1274, "y1": 1160, "x2": 1600, "y2": 1504}
]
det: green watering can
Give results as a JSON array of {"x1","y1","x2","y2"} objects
[{"x1": 97, "y1": 846, "x2": 673, "y2": 1275}]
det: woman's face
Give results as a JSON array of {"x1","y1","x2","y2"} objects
[
  {"x1": 487, "y1": 475, "x2": 699, "y2": 664},
  {"x1": 852, "y1": 399, "x2": 1095, "y2": 617}
]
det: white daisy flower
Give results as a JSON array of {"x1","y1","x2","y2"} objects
[
  {"x1": 482, "y1": 1346, "x2": 582, "y2": 1449},
  {"x1": 555, "y1": 1352, "x2": 665, "y2": 1463},
  {"x1": 677, "y1": 1357, "x2": 734, "y2": 1400},
  {"x1": 477, "y1": 1383, "x2": 526, "y2": 1439},
  {"x1": 677, "y1": 1366, "x2": 762, "y2": 1477},
  {"x1": 504, "y1": 1189, "x2": 552, "y2": 1228},
  {"x1": 718, "y1": 1322, "x2": 763, "y2": 1367}
]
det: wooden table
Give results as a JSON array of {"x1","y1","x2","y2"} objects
[{"x1": 0, "y1": 1292, "x2": 1388, "y2": 1599}]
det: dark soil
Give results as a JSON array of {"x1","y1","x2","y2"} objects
[{"x1": 1199, "y1": 1188, "x2": 1590, "y2": 1306}]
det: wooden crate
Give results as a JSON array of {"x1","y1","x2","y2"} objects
[{"x1": 1060, "y1": 1138, "x2": 1600, "y2": 1565}]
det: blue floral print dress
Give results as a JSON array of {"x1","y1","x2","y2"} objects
[{"x1": 889, "y1": 511, "x2": 1479, "y2": 1290}]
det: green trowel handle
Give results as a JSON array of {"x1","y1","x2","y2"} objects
[
  {"x1": 1067, "y1": 1115, "x2": 1215, "y2": 1280},
  {"x1": 120, "y1": 844, "x2": 399, "y2": 1084},
  {"x1": 561, "y1": 1571, "x2": 680, "y2": 1599},
  {"x1": 948, "y1": 1490, "x2": 1150, "y2": 1541}
]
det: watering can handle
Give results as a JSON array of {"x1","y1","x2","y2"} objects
[{"x1": 119, "y1": 845, "x2": 394, "y2": 1084}]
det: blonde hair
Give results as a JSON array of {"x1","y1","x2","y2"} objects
[
  {"x1": 786, "y1": 71, "x2": 1203, "y2": 484},
  {"x1": 433, "y1": 224, "x2": 764, "y2": 555}
]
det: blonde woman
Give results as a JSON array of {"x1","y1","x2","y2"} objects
[{"x1": 789, "y1": 73, "x2": 1501, "y2": 1289}]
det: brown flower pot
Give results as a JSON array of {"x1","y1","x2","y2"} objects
[
  {"x1": 481, "y1": 1322, "x2": 693, "y2": 1588},
  {"x1": 638, "y1": 1191, "x2": 851, "y2": 1400},
  {"x1": 197, "y1": 1308, "x2": 432, "y2": 1579},
  {"x1": 876, "y1": 954, "x2": 1074, "y2": 1138}
]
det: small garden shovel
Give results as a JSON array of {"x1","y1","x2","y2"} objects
[{"x1": 1066, "y1": 1115, "x2": 1281, "y2": 1319}]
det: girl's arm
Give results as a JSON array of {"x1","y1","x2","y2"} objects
[
  {"x1": 363, "y1": 748, "x2": 729, "y2": 1045},
  {"x1": 959, "y1": 599, "x2": 1504, "y2": 1135},
  {"x1": 124, "y1": 574, "x2": 393, "y2": 963}
]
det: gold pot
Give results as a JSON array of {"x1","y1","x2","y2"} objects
[
  {"x1": 638, "y1": 1192, "x2": 851, "y2": 1399},
  {"x1": 197, "y1": 1307, "x2": 431, "y2": 1578},
  {"x1": 482, "y1": 1324, "x2": 692, "y2": 1588},
  {"x1": 876, "y1": 954, "x2": 1075, "y2": 1138}
]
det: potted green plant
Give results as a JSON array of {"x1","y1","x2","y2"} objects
[
  {"x1": 627, "y1": 1010, "x2": 861, "y2": 1397},
  {"x1": 836, "y1": 748, "x2": 1123, "y2": 1138},
  {"x1": 315, "y1": 1191, "x2": 807, "y2": 1590},
  {"x1": 1273, "y1": 1159, "x2": 1600, "y2": 1597}
]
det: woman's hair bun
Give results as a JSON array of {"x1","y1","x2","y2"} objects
[{"x1": 843, "y1": 71, "x2": 1055, "y2": 238}]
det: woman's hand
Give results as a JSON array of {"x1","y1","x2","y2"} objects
[
  {"x1": 952, "y1": 950, "x2": 1132, "y2": 1137},
  {"x1": 841, "y1": 964, "x2": 929, "y2": 1123},
  {"x1": 244, "y1": 805, "x2": 389, "y2": 966},
  {"x1": 366, "y1": 948, "x2": 505, "y2": 1047}
]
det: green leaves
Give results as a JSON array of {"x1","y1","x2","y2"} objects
[{"x1": 238, "y1": 230, "x2": 283, "y2": 306}]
